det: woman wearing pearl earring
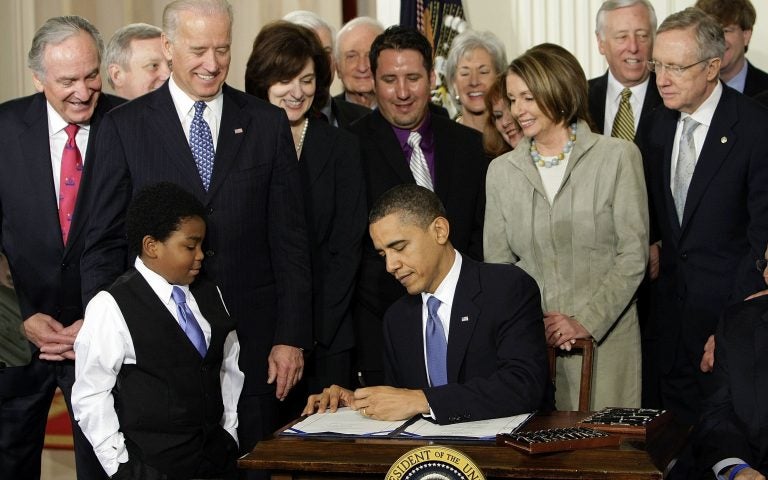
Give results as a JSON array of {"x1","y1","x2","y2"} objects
[{"x1": 484, "y1": 43, "x2": 649, "y2": 411}]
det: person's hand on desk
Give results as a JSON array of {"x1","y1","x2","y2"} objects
[
  {"x1": 350, "y1": 386, "x2": 430, "y2": 421},
  {"x1": 302, "y1": 384, "x2": 355, "y2": 415}
]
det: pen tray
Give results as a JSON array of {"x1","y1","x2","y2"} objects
[
  {"x1": 496, "y1": 427, "x2": 621, "y2": 454},
  {"x1": 576, "y1": 407, "x2": 671, "y2": 439}
]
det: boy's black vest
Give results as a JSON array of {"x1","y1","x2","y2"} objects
[{"x1": 109, "y1": 269, "x2": 236, "y2": 477}]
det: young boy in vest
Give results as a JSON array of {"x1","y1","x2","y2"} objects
[{"x1": 72, "y1": 182, "x2": 243, "y2": 479}]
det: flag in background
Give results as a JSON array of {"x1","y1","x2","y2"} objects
[{"x1": 400, "y1": 0, "x2": 466, "y2": 117}]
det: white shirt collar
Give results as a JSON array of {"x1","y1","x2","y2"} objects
[
  {"x1": 134, "y1": 256, "x2": 185, "y2": 306},
  {"x1": 167, "y1": 75, "x2": 224, "y2": 125},
  {"x1": 421, "y1": 250, "x2": 462, "y2": 309},
  {"x1": 45, "y1": 101, "x2": 90, "y2": 137},
  {"x1": 681, "y1": 81, "x2": 723, "y2": 128},
  {"x1": 606, "y1": 71, "x2": 650, "y2": 109}
]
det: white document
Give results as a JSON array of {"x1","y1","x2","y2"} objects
[
  {"x1": 402, "y1": 412, "x2": 534, "y2": 439},
  {"x1": 282, "y1": 407, "x2": 404, "y2": 437}
]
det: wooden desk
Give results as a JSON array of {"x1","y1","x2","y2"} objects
[{"x1": 239, "y1": 412, "x2": 689, "y2": 480}]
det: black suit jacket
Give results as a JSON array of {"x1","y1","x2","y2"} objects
[
  {"x1": 744, "y1": 61, "x2": 768, "y2": 98},
  {"x1": 330, "y1": 96, "x2": 370, "y2": 129},
  {"x1": 299, "y1": 117, "x2": 367, "y2": 351},
  {"x1": 639, "y1": 85, "x2": 768, "y2": 369},
  {"x1": 349, "y1": 110, "x2": 488, "y2": 371},
  {"x1": 383, "y1": 257, "x2": 548, "y2": 424},
  {"x1": 81, "y1": 83, "x2": 311, "y2": 395},
  {"x1": 588, "y1": 72, "x2": 663, "y2": 149},
  {"x1": 694, "y1": 295, "x2": 768, "y2": 476},
  {"x1": 0, "y1": 92, "x2": 123, "y2": 395}
]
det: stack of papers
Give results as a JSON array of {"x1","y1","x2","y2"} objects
[{"x1": 281, "y1": 408, "x2": 534, "y2": 440}]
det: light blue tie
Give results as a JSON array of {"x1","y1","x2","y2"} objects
[
  {"x1": 190, "y1": 101, "x2": 214, "y2": 191},
  {"x1": 425, "y1": 295, "x2": 447, "y2": 386},
  {"x1": 171, "y1": 286, "x2": 207, "y2": 357},
  {"x1": 673, "y1": 117, "x2": 700, "y2": 224}
]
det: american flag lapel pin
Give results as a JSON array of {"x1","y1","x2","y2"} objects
[{"x1": 234, "y1": 128, "x2": 243, "y2": 134}]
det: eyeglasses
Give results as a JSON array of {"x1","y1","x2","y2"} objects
[
  {"x1": 757, "y1": 258, "x2": 768, "y2": 272},
  {"x1": 646, "y1": 58, "x2": 712, "y2": 77}
]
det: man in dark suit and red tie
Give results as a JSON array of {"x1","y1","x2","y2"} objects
[
  {"x1": 80, "y1": 0, "x2": 311, "y2": 472},
  {"x1": 304, "y1": 185, "x2": 549, "y2": 424},
  {"x1": 349, "y1": 26, "x2": 488, "y2": 388},
  {"x1": 0, "y1": 15, "x2": 122, "y2": 480}
]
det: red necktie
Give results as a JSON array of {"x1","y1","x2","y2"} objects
[{"x1": 59, "y1": 124, "x2": 82, "y2": 244}]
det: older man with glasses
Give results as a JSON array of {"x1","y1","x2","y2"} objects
[{"x1": 639, "y1": 7, "x2": 768, "y2": 431}]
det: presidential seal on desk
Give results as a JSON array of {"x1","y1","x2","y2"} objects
[{"x1": 386, "y1": 445, "x2": 485, "y2": 480}]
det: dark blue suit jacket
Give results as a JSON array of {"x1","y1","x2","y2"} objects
[
  {"x1": 382, "y1": 256, "x2": 549, "y2": 424},
  {"x1": 640, "y1": 85, "x2": 768, "y2": 369},
  {"x1": 0, "y1": 92, "x2": 123, "y2": 395},
  {"x1": 81, "y1": 82, "x2": 311, "y2": 395},
  {"x1": 695, "y1": 295, "x2": 768, "y2": 475}
]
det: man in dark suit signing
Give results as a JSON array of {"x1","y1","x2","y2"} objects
[
  {"x1": 0, "y1": 15, "x2": 123, "y2": 480},
  {"x1": 304, "y1": 185, "x2": 548, "y2": 423},
  {"x1": 80, "y1": 0, "x2": 312, "y2": 469},
  {"x1": 350, "y1": 26, "x2": 488, "y2": 387},
  {"x1": 640, "y1": 7, "x2": 768, "y2": 427}
]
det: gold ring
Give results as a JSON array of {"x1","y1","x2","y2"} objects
[{"x1": 362, "y1": 408, "x2": 367, "y2": 416}]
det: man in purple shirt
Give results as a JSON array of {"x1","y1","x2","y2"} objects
[{"x1": 348, "y1": 26, "x2": 488, "y2": 387}]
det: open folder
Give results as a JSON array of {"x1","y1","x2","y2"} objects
[{"x1": 281, "y1": 407, "x2": 534, "y2": 441}]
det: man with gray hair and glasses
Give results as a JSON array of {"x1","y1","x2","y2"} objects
[
  {"x1": 640, "y1": 7, "x2": 768, "y2": 430},
  {"x1": 0, "y1": 15, "x2": 122, "y2": 480},
  {"x1": 104, "y1": 23, "x2": 170, "y2": 100}
]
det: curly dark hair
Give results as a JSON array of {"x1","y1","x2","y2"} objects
[{"x1": 126, "y1": 182, "x2": 207, "y2": 256}]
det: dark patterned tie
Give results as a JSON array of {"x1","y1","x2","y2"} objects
[
  {"x1": 171, "y1": 286, "x2": 207, "y2": 357},
  {"x1": 59, "y1": 123, "x2": 82, "y2": 244},
  {"x1": 189, "y1": 101, "x2": 214, "y2": 190}
]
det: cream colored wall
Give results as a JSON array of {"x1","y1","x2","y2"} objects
[
  {"x1": 462, "y1": 0, "x2": 768, "y2": 79},
  {"x1": 0, "y1": 0, "x2": 343, "y2": 102},
  {"x1": 2, "y1": 0, "x2": 767, "y2": 103}
]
